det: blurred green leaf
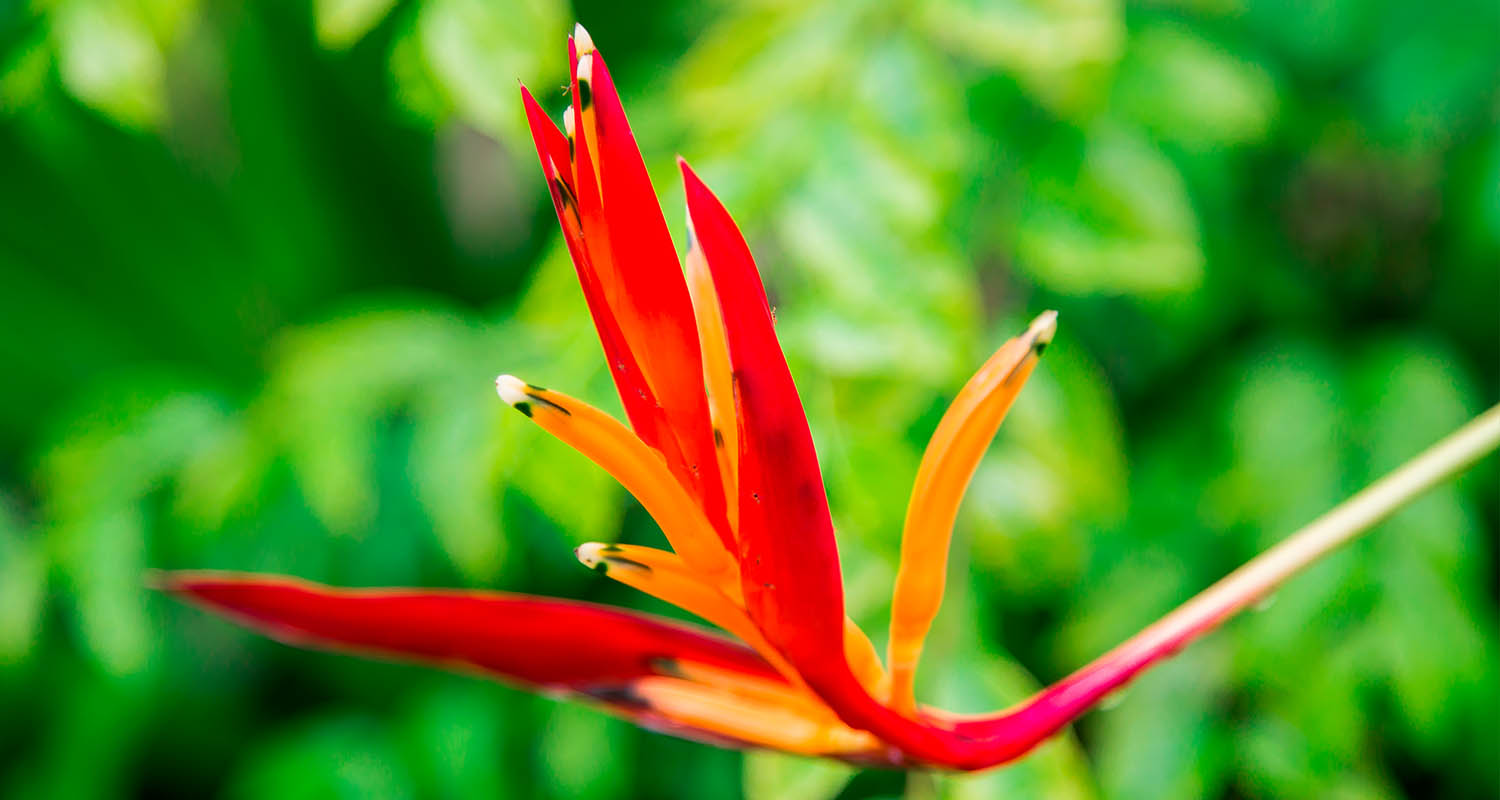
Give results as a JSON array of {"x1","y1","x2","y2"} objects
[
  {"x1": 920, "y1": 0, "x2": 1124, "y2": 116},
  {"x1": 52, "y1": 0, "x2": 168, "y2": 126},
  {"x1": 1016, "y1": 122, "x2": 1204, "y2": 295},
  {"x1": 743, "y1": 751, "x2": 856, "y2": 800},
  {"x1": 397, "y1": 683, "x2": 511, "y2": 800},
  {"x1": 397, "y1": 0, "x2": 567, "y2": 142},
  {"x1": 537, "y1": 701, "x2": 632, "y2": 800},
  {"x1": 1115, "y1": 22, "x2": 1278, "y2": 148},
  {"x1": 226, "y1": 717, "x2": 415, "y2": 800},
  {"x1": 313, "y1": 0, "x2": 398, "y2": 49},
  {"x1": 0, "y1": 503, "x2": 44, "y2": 666}
]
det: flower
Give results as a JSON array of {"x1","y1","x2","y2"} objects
[{"x1": 158, "y1": 25, "x2": 1497, "y2": 772}]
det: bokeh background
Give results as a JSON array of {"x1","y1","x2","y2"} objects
[{"x1": 2, "y1": 0, "x2": 1498, "y2": 797}]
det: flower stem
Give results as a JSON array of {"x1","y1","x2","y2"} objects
[
  {"x1": 1047, "y1": 402, "x2": 1500, "y2": 715},
  {"x1": 950, "y1": 404, "x2": 1500, "y2": 756}
]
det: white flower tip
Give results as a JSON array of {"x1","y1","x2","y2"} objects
[
  {"x1": 562, "y1": 105, "x2": 575, "y2": 138},
  {"x1": 495, "y1": 374, "x2": 529, "y2": 406},
  {"x1": 575, "y1": 542, "x2": 605, "y2": 567},
  {"x1": 573, "y1": 23, "x2": 595, "y2": 55},
  {"x1": 1030, "y1": 310, "x2": 1058, "y2": 351},
  {"x1": 576, "y1": 52, "x2": 593, "y2": 84}
]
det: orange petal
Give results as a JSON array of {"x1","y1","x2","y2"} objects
[
  {"x1": 568, "y1": 31, "x2": 731, "y2": 543},
  {"x1": 575, "y1": 543, "x2": 824, "y2": 700},
  {"x1": 685, "y1": 222, "x2": 740, "y2": 537},
  {"x1": 496, "y1": 377, "x2": 736, "y2": 587},
  {"x1": 886, "y1": 312, "x2": 1055, "y2": 713},
  {"x1": 575, "y1": 543, "x2": 749, "y2": 633},
  {"x1": 631, "y1": 676, "x2": 878, "y2": 756}
]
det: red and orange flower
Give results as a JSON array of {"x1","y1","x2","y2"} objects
[{"x1": 158, "y1": 27, "x2": 1332, "y2": 770}]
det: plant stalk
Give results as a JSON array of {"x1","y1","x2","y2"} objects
[{"x1": 1049, "y1": 402, "x2": 1500, "y2": 712}]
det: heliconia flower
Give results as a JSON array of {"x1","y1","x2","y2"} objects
[{"x1": 159, "y1": 26, "x2": 1500, "y2": 772}]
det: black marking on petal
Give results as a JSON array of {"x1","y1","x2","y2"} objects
[
  {"x1": 553, "y1": 179, "x2": 577, "y2": 212},
  {"x1": 713, "y1": 428, "x2": 725, "y2": 448},
  {"x1": 585, "y1": 685, "x2": 649, "y2": 709},
  {"x1": 551, "y1": 178, "x2": 581, "y2": 227},
  {"x1": 524, "y1": 392, "x2": 571, "y2": 416},
  {"x1": 600, "y1": 544, "x2": 624, "y2": 554},
  {"x1": 576, "y1": 79, "x2": 593, "y2": 110},
  {"x1": 649, "y1": 657, "x2": 687, "y2": 678},
  {"x1": 603, "y1": 555, "x2": 652, "y2": 573},
  {"x1": 513, "y1": 402, "x2": 534, "y2": 418}
]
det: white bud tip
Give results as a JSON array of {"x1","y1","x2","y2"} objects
[
  {"x1": 575, "y1": 542, "x2": 604, "y2": 567},
  {"x1": 576, "y1": 52, "x2": 593, "y2": 83},
  {"x1": 495, "y1": 374, "x2": 529, "y2": 406},
  {"x1": 573, "y1": 23, "x2": 595, "y2": 55},
  {"x1": 562, "y1": 105, "x2": 575, "y2": 138},
  {"x1": 1030, "y1": 310, "x2": 1058, "y2": 349}
]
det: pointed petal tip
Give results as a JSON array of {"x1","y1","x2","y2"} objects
[
  {"x1": 573, "y1": 23, "x2": 595, "y2": 54},
  {"x1": 575, "y1": 541, "x2": 605, "y2": 568},
  {"x1": 1029, "y1": 310, "x2": 1058, "y2": 352},
  {"x1": 495, "y1": 374, "x2": 529, "y2": 406},
  {"x1": 574, "y1": 542, "x2": 651, "y2": 575}
]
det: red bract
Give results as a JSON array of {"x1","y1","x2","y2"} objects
[{"x1": 158, "y1": 26, "x2": 1297, "y2": 770}]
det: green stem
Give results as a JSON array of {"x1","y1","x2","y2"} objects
[
  {"x1": 950, "y1": 404, "x2": 1500, "y2": 758},
  {"x1": 1050, "y1": 403, "x2": 1500, "y2": 711}
]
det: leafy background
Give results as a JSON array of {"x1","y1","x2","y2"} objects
[{"x1": 1, "y1": 0, "x2": 1497, "y2": 797}]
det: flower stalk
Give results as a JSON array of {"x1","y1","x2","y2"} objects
[
  {"x1": 965, "y1": 402, "x2": 1500, "y2": 742},
  {"x1": 1079, "y1": 402, "x2": 1500, "y2": 686}
]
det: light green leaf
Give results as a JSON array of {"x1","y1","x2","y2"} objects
[
  {"x1": 0, "y1": 505, "x2": 45, "y2": 666},
  {"x1": 537, "y1": 701, "x2": 632, "y2": 800},
  {"x1": 1116, "y1": 23, "x2": 1278, "y2": 147},
  {"x1": 53, "y1": 0, "x2": 165, "y2": 127},
  {"x1": 313, "y1": 0, "x2": 398, "y2": 49},
  {"x1": 743, "y1": 751, "x2": 856, "y2": 800}
]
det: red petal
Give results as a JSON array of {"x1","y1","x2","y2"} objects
[
  {"x1": 678, "y1": 161, "x2": 840, "y2": 654},
  {"x1": 517, "y1": 85, "x2": 573, "y2": 196},
  {"x1": 158, "y1": 571, "x2": 780, "y2": 689},
  {"x1": 569, "y1": 49, "x2": 730, "y2": 545},
  {"x1": 519, "y1": 85, "x2": 683, "y2": 469},
  {"x1": 159, "y1": 571, "x2": 901, "y2": 758},
  {"x1": 679, "y1": 162, "x2": 974, "y2": 764}
]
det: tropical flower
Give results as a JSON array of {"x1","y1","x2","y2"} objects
[{"x1": 158, "y1": 25, "x2": 1500, "y2": 772}]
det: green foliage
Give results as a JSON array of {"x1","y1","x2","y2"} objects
[{"x1": 1, "y1": 0, "x2": 1496, "y2": 797}]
